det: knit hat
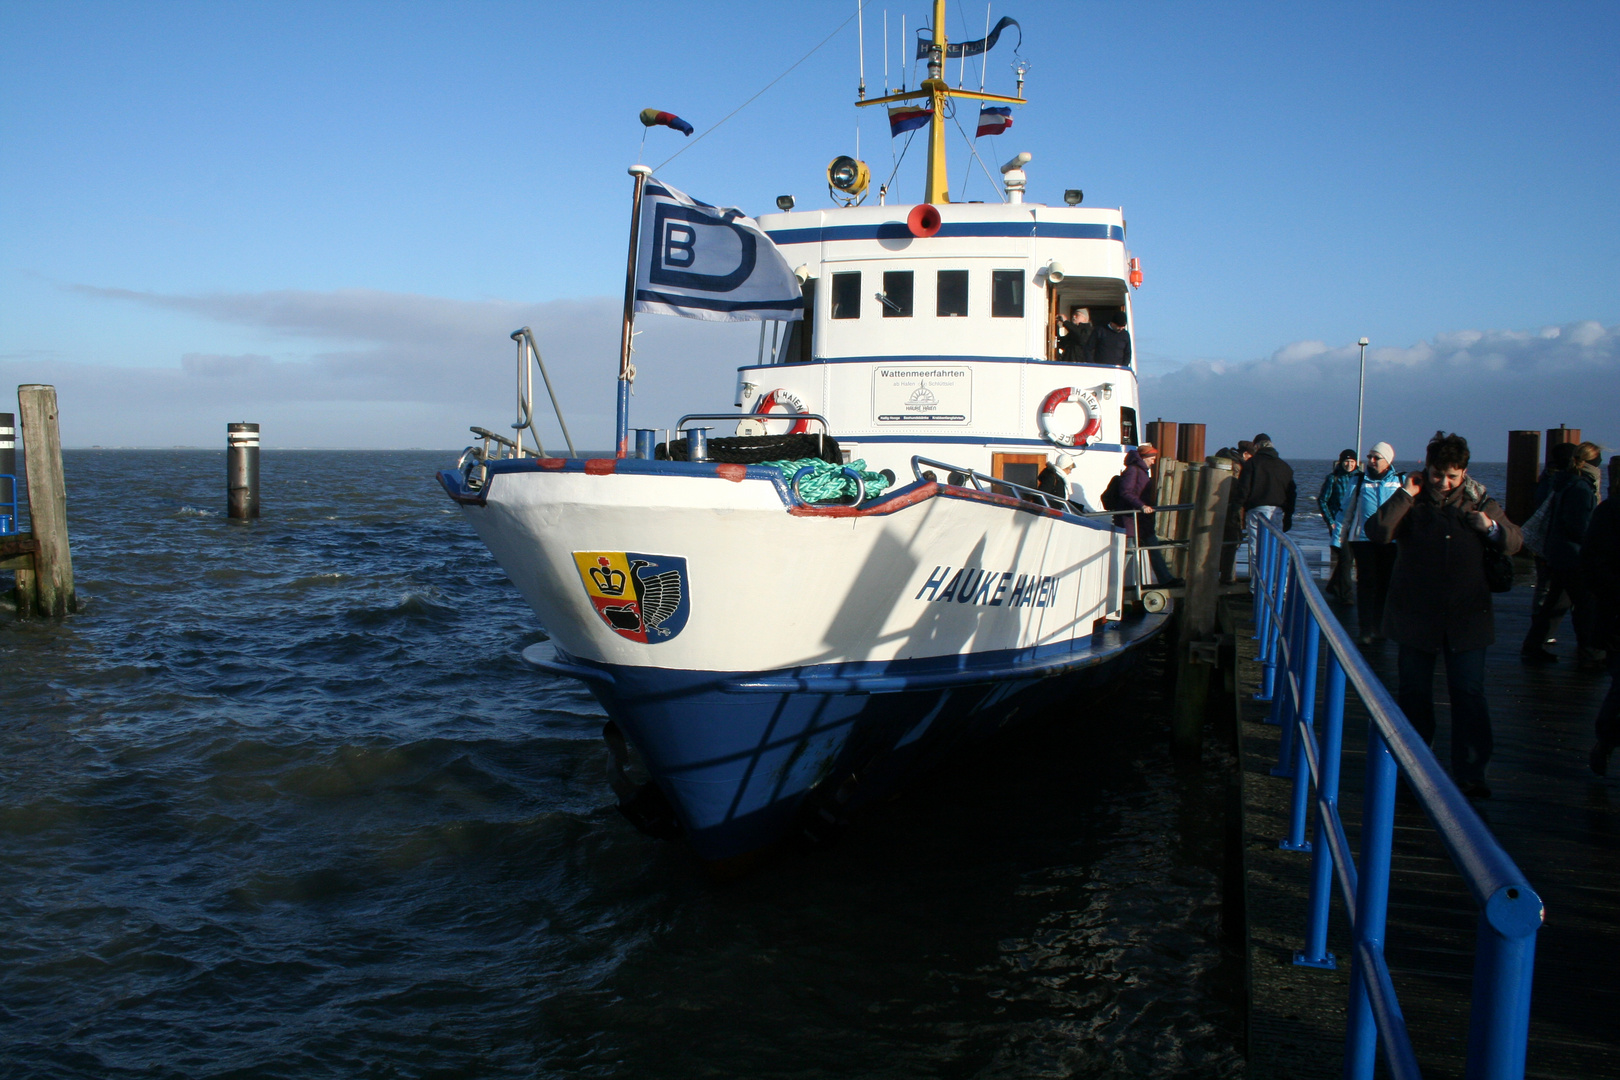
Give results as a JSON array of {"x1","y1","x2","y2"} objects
[
  {"x1": 1369, "y1": 441, "x2": 1395, "y2": 463},
  {"x1": 1051, "y1": 452, "x2": 1078, "y2": 471},
  {"x1": 1137, "y1": 442, "x2": 1158, "y2": 456},
  {"x1": 1253, "y1": 433, "x2": 1272, "y2": 444},
  {"x1": 1339, "y1": 448, "x2": 1357, "y2": 461},
  {"x1": 1236, "y1": 440, "x2": 1255, "y2": 454}
]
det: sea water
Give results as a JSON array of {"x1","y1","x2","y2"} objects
[{"x1": 1, "y1": 450, "x2": 1251, "y2": 1078}]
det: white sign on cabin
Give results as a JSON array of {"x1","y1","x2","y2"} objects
[{"x1": 872, "y1": 365, "x2": 972, "y2": 424}]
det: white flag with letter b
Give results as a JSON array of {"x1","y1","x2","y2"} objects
[{"x1": 633, "y1": 180, "x2": 804, "y2": 323}]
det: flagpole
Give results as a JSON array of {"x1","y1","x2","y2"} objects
[{"x1": 618, "y1": 164, "x2": 652, "y2": 459}]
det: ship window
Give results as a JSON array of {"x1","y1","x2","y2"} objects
[
  {"x1": 879, "y1": 270, "x2": 913, "y2": 317},
  {"x1": 831, "y1": 272, "x2": 861, "y2": 319},
  {"x1": 936, "y1": 270, "x2": 968, "y2": 317},
  {"x1": 991, "y1": 270, "x2": 1024, "y2": 318}
]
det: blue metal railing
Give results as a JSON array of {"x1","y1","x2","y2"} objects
[{"x1": 1249, "y1": 516, "x2": 1542, "y2": 1080}]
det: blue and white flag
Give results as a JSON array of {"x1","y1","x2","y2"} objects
[{"x1": 634, "y1": 180, "x2": 804, "y2": 322}]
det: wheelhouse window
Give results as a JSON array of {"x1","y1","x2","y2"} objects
[
  {"x1": 880, "y1": 270, "x2": 914, "y2": 317},
  {"x1": 936, "y1": 270, "x2": 968, "y2": 317},
  {"x1": 831, "y1": 272, "x2": 861, "y2": 319},
  {"x1": 991, "y1": 270, "x2": 1024, "y2": 318}
]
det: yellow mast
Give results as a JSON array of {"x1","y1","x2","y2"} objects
[{"x1": 855, "y1": 0, "x2": 1024, "y2": 204}]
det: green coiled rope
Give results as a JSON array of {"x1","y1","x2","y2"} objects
[{"x1": 761, "y1": 457, "x2": 891, "y2": 504}]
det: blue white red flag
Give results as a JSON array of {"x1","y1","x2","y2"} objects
[
  {"x1": 633, "y1": 181, "x2": 803, "y2": 323},
  {"x1": 888, "y1": 105, "x2": 932, "y2": 137},
  {"x1": 976, "y1": 106, "x2": 1013, "y2": 138}
]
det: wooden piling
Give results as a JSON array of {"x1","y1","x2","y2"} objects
[
  {"x1": 16, "y1": 385, "x2": 75, "y2": 617},
  {"x1": 1545, "y1": 425, "x2": 1579, "y2": 464},
  {"x1": 1504, "y1": 430, "x2": 1541, "y2": 524},
  {"x1": 1177, "y1": 423, "x2": 1205, "y2": 464},
  {"x1": 1171, "y1": 456, "x2": 1234, "y2": 755}
]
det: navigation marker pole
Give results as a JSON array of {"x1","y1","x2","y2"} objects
[
  {"x1": 1355, "y1": 336, "x2": 1368, "y2": 460},
  {"x1": 617, "y1": 165, "x2": 653, "y2": 459}
]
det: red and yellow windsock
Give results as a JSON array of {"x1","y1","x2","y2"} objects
[{"x1": 639, "y1": 109, "x2": 693, "y2": 136}]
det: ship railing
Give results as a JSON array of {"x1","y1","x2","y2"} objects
[
  {"x1": 1249, "y1": 514, "x2": 1541, "y2": 1080},
  {"x1": 909, "y1": 455, "x2": 1193, "y2": 606}
]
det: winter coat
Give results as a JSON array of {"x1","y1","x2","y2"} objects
[
  {"x1": 1580, "y1": 494, "x2": 1620, "y2": 653},
  {"x1": 1318, "y1": 464, "x2": 1361, "y2": 544},
  {"x1": 1057, "y1": 323, "x2": 1096, "y2": 364},
  {"x1": 1233, "y1": 446, "x2": 1297, "y2": 528},
  {"x1": 1366, "y1": 476, "x2": 1522, "y2": 652},
  {"x1": 1112, "y1": 449, "x2": 1154, "y2": 537},
  {"x1": 1093, "y1": 325, "x2": 1131, "y2": 367},
  {"x1": 1037, "y1": 465, "x2": 1067, "y2": 498},
  {"x1": 1337, "y1": 467, "x2": 1405, "y2": 546},
  {"x1": 1541, "y1": 464, "x2": 1600, "y2": 575}
]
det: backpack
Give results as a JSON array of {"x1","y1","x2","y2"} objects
[{"x1": 1101, "y1": 472, "x2": 1125, "y2": 511}]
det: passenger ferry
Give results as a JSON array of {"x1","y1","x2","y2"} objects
[{"x1": 440, "y1": 4, "x2": 1169, "y2": 864}]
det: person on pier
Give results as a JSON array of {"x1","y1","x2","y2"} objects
[
  {"x1": 1336, "y1": 441, "x2": 1404, "y2": 644},
  {"x1": 1523, "y1": 441, "x2": 1605, "y2": 670},
  {"x1": 1366, "y1": 431, "x2": 1522, "y2": 799},
  {"x1": 1233, "y1": 434, "x2": 1296, "y2": 589},
  {"x1": 1583, "y1": 455, "x2": 1620, "y2": 775},
  {"x1": 1318, "y1": 449, "x2": 1361, "y2": 605}
]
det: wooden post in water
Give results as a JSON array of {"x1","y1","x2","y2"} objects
[
  {"x1": 1505, "y1": 430, "x2": 1542, "y2": 525},
  {"x1": 16, "y1": 385, "x2": 75, "y2": 617},
  {"x1": 1172, "y1": 456, "x2": 1234, "y2": 755}
]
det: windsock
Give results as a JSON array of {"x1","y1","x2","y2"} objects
[{"x1": 639, "y1": 109, "x2": 693, "y2": 136}]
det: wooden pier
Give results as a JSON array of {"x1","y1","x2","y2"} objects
[{"x1": 1228, "y1": 588, "x2": 1620, "y2": 1078}]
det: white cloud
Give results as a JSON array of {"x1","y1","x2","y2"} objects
[
  {"x1": 1140, "y1": 321, "x2": 1619, "y2": 462},
  {"x1": 4, "y1": 287, "x2": 760, "y2": 448}
]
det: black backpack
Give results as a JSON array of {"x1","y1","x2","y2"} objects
[{"x1": 1101, "y1": 472, "x2": 1125, "y2": 511}]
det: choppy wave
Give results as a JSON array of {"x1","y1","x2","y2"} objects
[{"x1": 1, "y1": 450, "x2": 1243, "y2": 1078}]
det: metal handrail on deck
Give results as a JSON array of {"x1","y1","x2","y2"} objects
[{"x1": 1249, "y1": 515, "x2": 1543, "y2": 1080}]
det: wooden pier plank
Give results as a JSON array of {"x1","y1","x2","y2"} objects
[{"x1": 1232, "y1": 583, "x2": 1620, "y2": 1079}]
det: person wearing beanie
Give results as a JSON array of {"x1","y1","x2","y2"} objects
[
  {"x1": 1037, "y1": 452, "x2": 1077, "y2": 501},
  {"x1": 1093, "y1": 308, "x2": 1132, "y2": 367},
  {"x1": 1337, "y1": 441, "x2": 1404, "y2": 642},
  {"x1": 1109, "y1": 442, "x2": 1181, "y2": 587},
  {"x1": 1319, "y1": 448, "x2": 1362, "y2": 604},
  {"x1": 1231, "y1": 433, "x2": 1296, "y2": 589}
]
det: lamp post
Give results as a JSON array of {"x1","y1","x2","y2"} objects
[{"x1": 1355, "y1": 337, "x2": 1369, "y2": 459}]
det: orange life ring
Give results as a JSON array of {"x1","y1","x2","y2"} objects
[
  {"x1": 1038, "y1": 387, "x2": 1103, "y2": 447},
  {"x1": 753, "y1": 388, "x2": 809, "y2": 434}
]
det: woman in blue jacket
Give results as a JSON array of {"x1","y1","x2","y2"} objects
[{"x1": 1337, "y1": 441, "x2": 1404, "y2": 643}]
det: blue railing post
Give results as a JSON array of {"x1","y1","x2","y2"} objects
[
  {"x1": 1281, "y1": 616, "x2": 1321, "y2": 850},
  {"x1": 1259, "y1": 542, "x2": 1291, "y2": 704},
  {"x1": 1345, "y1": 724, "x2": 1399, "y2": 1080},
  {"x1": 1464, "y1": 893, "x2": 1541, "y2": 1080},
  {"x1": 1296, "y1": 652, "x2": 1345, "y2": 968}
]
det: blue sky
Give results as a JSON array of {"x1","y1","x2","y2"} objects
[{"x1": 2, "y1": 1, "x2": 1617, "y2": 458}]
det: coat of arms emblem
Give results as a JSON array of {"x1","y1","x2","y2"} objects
[{"x1": 572, "y1": 551, "x2": 691, "y2": 643}]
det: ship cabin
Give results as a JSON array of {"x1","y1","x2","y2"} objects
[{"x1": 741, "y1": 200, "x2": 1142, "y2": 505}]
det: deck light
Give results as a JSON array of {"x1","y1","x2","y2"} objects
[
  {"x1": 776, "y1": 195, "x2": 796, "y2": 211},
  {"x1": 827, "y1": 156, "x2": 870, "y2": 206},
  {"x1": 1045, "y1": 261, "x2": 1065, "y2": 284},
  {"x1": 1064, "y1": 189, "x2": 1083, "y2": 206}
]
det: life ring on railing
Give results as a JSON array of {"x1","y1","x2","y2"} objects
[
  {"x1": 753, "y1": 388, "x2": 809, "y2": 434},
  {"x1": 1038, "y1": 387, "x2": 1103, "y2": 447}
]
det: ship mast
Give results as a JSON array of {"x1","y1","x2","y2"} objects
[{"x1": 855, "y1": 0, "x2": 1024, "y2": 204}]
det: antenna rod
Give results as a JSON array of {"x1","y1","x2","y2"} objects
[
  {"x1": 857, "y1": 0, "x2": 866, "y2": 99},
  {"x1": 883, "y1": 9, "x2": 889, "y2": 93},
  {"x1": 980, "y1": 3, "x2": 991, "y2": 90}
]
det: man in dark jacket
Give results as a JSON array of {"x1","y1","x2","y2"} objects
[
  {"x1": 1583, "y1": 455, "x2": 1620, "y2": 775},
  {"x1": 1056, "y1": 306, "x2": 1096, "y2": 364},
  {"x1": 1093, "y1": 309, "x2": 1132, "y2": 367},
  {"x1": 1366, "y1": 432, "x2": 1522, "y2": 798},
  {"x1": 1232, "y1": 434, "x2": 1296, "y2": 587},
  {"x1": 1319, "y1": 449, "x2": 1361, "y2": 604}
]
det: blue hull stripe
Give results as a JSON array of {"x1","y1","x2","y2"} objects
[
  {"x1": 523, "y1": 614, "x2": 1165, "y2": 860},
  {"x1": 765, "y1": 222, "x2": 1124, "y2": 245}
]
